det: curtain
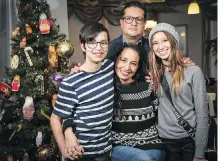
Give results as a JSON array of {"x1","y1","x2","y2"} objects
[{"x1": 0, "y1": 0, "x2": 17, "y2": 80}]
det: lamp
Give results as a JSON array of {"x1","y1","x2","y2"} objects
[
  {"x1": 144, "y1": 20, "x2": 157, "y2": 30},
  {"x1": 188, "y1": 1, "x2": 200, "y2": 14}
]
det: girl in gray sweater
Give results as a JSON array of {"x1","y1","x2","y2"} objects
[{"x1": 148, "y1": 23, "x2": 209, "y2": 161}]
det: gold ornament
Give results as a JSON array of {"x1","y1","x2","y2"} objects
[
  {"x1": 25, "y1": 24, "x2": 32, "y2": 34},
  {"x1": 56, "y1": 41, "x2": 74, "y2": 57},
  {"x1": 12, "y1": 27, "x2": 20, "y2": 38}
]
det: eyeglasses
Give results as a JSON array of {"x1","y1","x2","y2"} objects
[
  {"x1": 122, "y1": 16, "x2": 145, "y2": 24},
  {"x1": 87, "y1": 41, "x2": 109, "y2": 49}
]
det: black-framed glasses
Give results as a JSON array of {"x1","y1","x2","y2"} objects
[
  {"x1": 87, "y1": 41, "x2": 109, "y2": 49},
  {"x1": 122, "y1": 16, "x2": 145, "y2": 24}
]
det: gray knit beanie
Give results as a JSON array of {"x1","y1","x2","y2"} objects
[{"x1": 148, "y1": 23, "x2": 179, "y2": 45}]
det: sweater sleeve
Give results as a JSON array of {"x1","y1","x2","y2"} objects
[{"x1": 191, "y1": 67, "x2": 209, "y2": 158}]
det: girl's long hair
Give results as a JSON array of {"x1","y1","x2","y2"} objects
[{"x1": 149, "y1": 31, "x2": 185, "y2": 96}]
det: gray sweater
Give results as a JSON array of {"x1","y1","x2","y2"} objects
[{"x1": 157, "y1": 66, "x2": 209, "y2": 159}]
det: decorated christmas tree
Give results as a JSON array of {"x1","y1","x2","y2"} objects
[{"x1": 0, "y1": 0, "x2": 73, "y2": 160}]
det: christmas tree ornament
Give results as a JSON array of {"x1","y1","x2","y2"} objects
[
  {"x1": 23, "y1": 152, "x2": 29, "y2": 161},
  {"x1": 51, "y1": 94, "x2": 57, "y2": 108},
  {"x1": 20, "y1": 37, "x2": 27, "y2": 48},
  {"x1": 24, "y1": 46, "x2": 33, "y2": 66},
  {"x1": 56, "y1": 41, "x2": 74, "y2": 57},
  {"x1": 35, "y1": 99, "x2": 51, "y2": 121},
  {"x1": 11, "y1": 75, "x2": 21, "y2": 91},
  {"x1": 39, "y1": 13, "x2": 50, "y2": 34},
  {"x1": 7, "y1": 155, "x2": 14, "y2": 161},
  {"x1": 11, "y1": 55, "x2": 19, "y2": 69},
  {"x1": 25, "y1": 24, "x2": 32, "y2": 34},
  {"x1": 35, "y1": 144, "x2": 56, "y2": 161},
  {"x1": 50, "y1": 72, "x2": 64, "y2": 90},
  {"x1": 11, "y1": 27, "x2": 20, "y2": 38},
  {"x1": 0, "y1": 82, "x2": 12, "y2": 99},
  {"x1": 0, "y1": 109, "x2": 5, "y2": 121},
  {"x1": 23, "y1": 96, "x2": 35, "y2": 120},
  {"x1": 40, "y1": 109, "x2": 50, "y2": 120},
  {"x1": 48, "y1": 45, "x2": 58, "y2": 67},
  {"x1": 9, "y1": 123, "x2": 22, "y2": 141},
  {"x1": 35, "y1": 75, "x2": 44, "y2": 95},
  {"x1": 36, "y1": 131, "x2": 43, "y2": 146}
]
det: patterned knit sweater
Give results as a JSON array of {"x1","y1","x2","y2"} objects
[{"x1": 112, "y1": 80, "x2": 164, "y2": 150}]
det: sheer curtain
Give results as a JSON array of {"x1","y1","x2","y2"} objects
[{"x1": 0, "y1": 0, "x2": 17, "y2": 80}]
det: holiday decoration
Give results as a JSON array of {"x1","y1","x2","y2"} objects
[
  {"x1": 36, "y1": 131, "x2": 43, "y2": 146},
  {"x1": 35, "y1": 75, "x2": 44, "y2": 95},
  {"x1": 35, "y1": 144, "x2": 56, "y2": 161},
  {"x1": 0, "y1": 82, "x2": 12, "y2": 99},
  {"x1": 20, "y1": 37, "x2": 26, "y2": 48},
  {"x1": 9, "y1": 123, "x2": 22, "y2": 141},
  {"x1": 23, "y1": 96, "x2": 35, "y2": 120},
  {"x1": 11, "y1": 27, "x2": 20, "y2": 38},
  {"x1": 50, "y1": 72, "x2": 64, "y2": 90},
  {"x1": 11, "y1": 75, "x2": 21, "y2": 91},
  {"x1": 56, "y1": 41, "x2": 74, "y2": 57},
  {"x1": 51, "y1": 94, "x2": 57, "y2": 108},
  {"x1": 25, "y1": 24, "x2": 32, "y2": 34},
  {"x1": 11, "y1": 55, "x2": 19, "y2": 69},
  {"x1": 23, "y1": 152, "x2": 29, "y2": 161},
  {"x1": 35, "y1": 99, "x2": 51, "y2": 121},
  {"x1": 0, "y1": 109, "x2": 5, "y2": 121},
  {"x1": 48, "y1": 45, "x2": 58, "y2": 67},
  {"x1": 7, "y1": 155, "x2": 14, "y2": 161},
  {"x1": 24, "y1": 46, "x2": 33, "y2": 66},
  {"x1": 39, "y1": 13, "x2": 50, "y2": 34}
]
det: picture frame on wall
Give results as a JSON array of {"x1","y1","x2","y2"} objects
[{"x1": 175, "y1": 25, "x2": 188, "y2": 56}]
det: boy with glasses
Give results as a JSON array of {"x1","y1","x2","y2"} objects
[{"x1": 50, "y1": 22, "x2": 114, "y2": 161}]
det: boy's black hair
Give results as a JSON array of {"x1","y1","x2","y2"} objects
[
  {"x1": 79, "y1": 22, "x2": 110, "y2": 45},
  {"x1": 121, "y1": 1, "x2": 146, "y2": 19}
]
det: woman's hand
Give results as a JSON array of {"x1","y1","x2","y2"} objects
[{"x1": 70, "y1": 63, "x2": 81, "y2": 74}]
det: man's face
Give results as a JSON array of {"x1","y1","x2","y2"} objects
[{"x1": 120, "y1": 7, "x2": 146, "y2": 39}]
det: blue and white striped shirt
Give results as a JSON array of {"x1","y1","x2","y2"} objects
[{"x1": 53, "y1": 59, "x2": 114, "y2": 157}]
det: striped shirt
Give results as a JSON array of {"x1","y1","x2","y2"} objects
[{"x1": 53, "y1": 59, "x2": 114, "y2": 158}]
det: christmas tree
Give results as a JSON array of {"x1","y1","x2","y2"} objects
[{"x1": 0, "y1": 0, "x2": 73, "y2": 160}]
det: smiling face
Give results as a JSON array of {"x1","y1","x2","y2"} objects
[
  {"x1": 151, "y1": 31, "x2": 171, "y2": 60},
  {"x1": 115, "y1": 48, "x2": 139, "y2": 84},
  {"x1": 120, "y1": 7, "x2": 146, "y2": 40},
  {"x1": 81, "y1": 31, "x2": 108, "y2": 64}
]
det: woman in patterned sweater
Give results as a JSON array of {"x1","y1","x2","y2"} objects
[{"x1": 111, "y1": 45, "x2": 165, "y2": 161}]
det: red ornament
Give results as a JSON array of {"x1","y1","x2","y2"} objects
[
  {"x1": 0, "y1": 82, "x2": 12, "y2": 99},
  {"x1": 39, "y1": 13, "x2": 50, "y2": 34}
]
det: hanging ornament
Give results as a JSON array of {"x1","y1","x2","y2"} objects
[
  {"x1": 35, "y1": 75, "x2": 44, "y2": 95},
  {"x1": 20, "y1": 37, "x2": 27, "y2": 48},
  {"x1": 51, "y1": 94, "x2": 57, "y2": 108},
  {"x1": 48, "y1": 45, "x2": 58, "y2": 67},
  {"x1": 23, "y1": 96, "x2": 35, "y2": 120},
  {"x1": 35, "y1": 99, "x2": 51, "y2": 121},
  {"x1": 7, "y1": 155, "x2": 14, "y2": 161},
  {"x1": 11, "y1": 55, "x2": 19, "y2": 69},
  {"x1": 9, "y1": 123, "x2": 22, "y2": 141},
  {"x1": 0, "y1": 109, "x2": 5, "y2": 121},
  {"x1": 39, "y1": 13, "x2": 50, "y2": 34},
  {"x1": 36, "y1": 131, "x2": 43, "y2": 146},
  {"x1": 11, "y1": 27, "x2": 20, "y2": 38},
  {"x1": 0, "y1": 82, "x2": 12, "y2": 99},
  {"x1": 50, "y1": 72, "x2": 64, "y2": 90},
  {"x1": 23, "y1": 152, "x2": 29, "y2": 161},
  {"x1": 25, "y1": 24, "x2": 32, "y2": 34},
  {"x1": 35, "y1": 144, "x2": 56, "y2": 161},
  {"x1": 56, "y1": 41, "x2": 74, "y2": 57},
  {"x1": 11, "y1": 75, "x2": 21, "y2": 91},
  {"x1": 24, "y1": 46, "x2": 33, "y2": 66}
]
